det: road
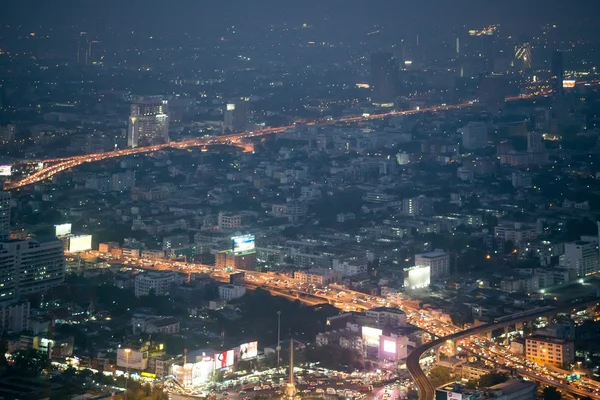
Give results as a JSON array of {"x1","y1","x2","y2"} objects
[
  {"x1": 83, "y1": 252, "x2": 600, "y2": 399},
  {"x1": 8, "y1": 93, "x2": 542, "y2": 190},
  {"x1": 406, "y1": 300, "x2": 600, "y2": 400}
]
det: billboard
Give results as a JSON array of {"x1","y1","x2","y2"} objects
[
  {"x1": 361, "y1": 326, "x2": 383, "y2": 346},
  {"x1": 193, "y1": 357, "x2": 214, "y2": 385},
  {"x1": 69, "y1": 235, "x2": 92, "y2": 253},
  {"x1": 383, "y1": 339, "x2": 397, "y2": 354},
  {"x1": 563, "y1": 80, "x2": 576, "y2": 88},
  {"x1": 55, "y1": 223, "x2": 72, "y2": 237},
  {"x1": 116, "y1": 348, "x2": 147, "y2": 370},
  {"x1": 447, "y1": 392, "x2": 463, "y2": 400},
  {"x1": 232, "y1": 235, "x2": 255, "y2": 253},
  {"x1": 239, "y1": 341, "x2": 258, "y2": 359},
  {"x1": 215, "y1": 350, "x2": 234, "y2": 369},
  {"x1": 0, "y1": 166, "x2": 11, "y2": 176},
  {"x1": 404, "y1": 265, "x2": 430, "y2": 290}
]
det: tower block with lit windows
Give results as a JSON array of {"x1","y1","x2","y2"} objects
[{"x1": 282, "y1": 341, "x2": 300, "y2": 400}]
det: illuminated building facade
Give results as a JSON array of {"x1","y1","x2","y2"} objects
[{"x1": 127, "y1": 99, "x2": 169, "y2": 148}]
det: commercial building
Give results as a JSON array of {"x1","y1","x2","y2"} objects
[
  {"x1": 525, "y1": 335, "x2": 574, "y2": 368},
  {"x1": 132, "y1": 315, "x2": 181, "y2": 335},
  {"x1": 218, "y1": 284, "x2": 247, "y2": 301},
  {"x1": 293, "y1": 269, "x2": 338, "y2": 287},
  {"x1": 459, "y1": 121, "x2": 489, "y2": 150},
  {"x1": 223, "y1": 101, "x2": 249, "y2": 134},
  {"x1": 365, "y1": 307, "x2": 407, "y2": 327},
  {"x1": 134, "y1": 271, "x2": 181, "y2": 297},
  {"x1": 370, "y1": 52, "x2": 398, "y2": 107},
  {"x1": 333, "y1": 258, "x2": 367, "y2": 277},
  {"x1": 415, "y1": 250, "x2": 450, "y2": 278},
  {"x1": 215, "y1": 250, "x2": 256, "y2": 270},
  {"x1": 0, "y1": 238, "x2": 65, "y2": 298},
  {"x1": 127, "y1": 99, "x2": 169, "y2": 148},
  {"x1": 559, "y1": 241, "x2": 599, "y2": 277},
  {"x1": 551, "y1": 50, "x2": 564, "y2": 100}
]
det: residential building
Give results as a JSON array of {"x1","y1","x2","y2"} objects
[
  {"x1": 134, "y1": 271, "x2": 181, "y2": 297},
  {"x1": 525, "y1": 335, "x2": 574, "y2": 367},
  {"x1": 459, "y1": 121, "x2": 488, "y2": 150},
  {"x1": 218, "y1": 284, "x2": 247, "y2": 301},
  {"x1": 415, "y1": 250, "x2": 450, "y2": 278},
  {"x1": 218, "y1": 212, "x2": 242, "y2": 230},
  {"x1": 559, "y1": 241, "x2": 599, "y2": 277}
]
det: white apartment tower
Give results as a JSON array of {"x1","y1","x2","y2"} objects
[{"x1": 127, "y1": 99, "x2": 169, "y2": 148}]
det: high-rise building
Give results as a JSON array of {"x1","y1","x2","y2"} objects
[
  {"x1": 0, "y1": 124, "x2": 15, "y2": 145},
  {"x1": 0, "y1": 239, "x2": 65, "y2": 299},
  {"x1": 0, "y1": 191, "x2": 10, "y2": 241},
  {"x1": 223, "y1": 101, "x2": 249, "y2": 134},
  {"x1": 127, "y1": 99, "x2": 169, "y2": 148},
  {"x1": 414, "y1": 250, "x2": 450, "y2": 278},
  {"x1": 559, "y1": 241, "x2": 599, "y2": 277},
  {"x1": 370, "y1": 52, "x2": 398, "y2": 107},
  {"x1": 478, "y1": 74, "x2": 508, "y2": 113},
  {"x1": 459, "y1": 121, "x2": 489, "y2": 150},
  {"x1": 77, "y1": 32, "x2": 91, "y2": 65},
  {"x1": 551, "y1": 50, "x2": 564, "y2": 99}
]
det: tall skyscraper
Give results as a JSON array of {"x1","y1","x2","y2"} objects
[
  {"x1": 223, "y1": 101, "x2": 249, "y2": 134},
  {"x1": 0, "y1": 191, "x2": 9, "y2": 241},
  {"x1": 370, "y1": 52, "x2": 398, "y2": 107},
  {"x1": 551, "y1": 50, "x2": 564, "y2": 99},
  {"x1": 127, "y1": 99, "x2": 169, "y2": 148},
  {"x1": 77, "y1": 32, "x2": 91, "y2": 65}
]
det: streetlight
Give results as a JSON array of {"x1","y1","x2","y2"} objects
[
  {"x1": 276, "y1": 311, "x2": 281, "y2": 369},
  {"x1": 124, "y1": 348, "x2": 131, "y2": 392}
]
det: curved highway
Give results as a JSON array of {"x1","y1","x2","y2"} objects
[
  {"x1": 407, "y1": 299, "x2": 600, "y2": 400},
  {"x1": 7, "y1": 93, "x2": 542, "y2": 190}
]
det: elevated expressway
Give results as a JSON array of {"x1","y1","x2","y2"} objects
[
  {"x1": 407, "y1": 299, "x2": 600, "y2": 400},
  {"x1": 7, "y1": 94, "x2": 537, "y2": 190}
]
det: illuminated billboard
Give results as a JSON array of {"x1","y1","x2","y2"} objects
[
  {"x1": 563, "y1": 80, "x2": 576, "y2": 88},
  {"x1": 55, "y1": 223, "x2": 72, "y2": 237},
  {"x1": 383, "y1": 339, "x2": 396, "y2": 354},
  {"x1": 404, "y1": 265, "x2": 430, "y2": 290},
  {"x1": 361, "y1": 326, "x2": 383, "y2": 346},
  {"x1": 0, "y1": 166, "x2": 11, "y2": 176},
  {"x1": 447, "y1": 392, "x2": 463, "y2": 400},
  {"x1": 232, "y1": 235, "x2": 255, "y2": 253},
  {"x1": 215, "y1": 350, "x2": 234, "y2": 369},
  {"x1": 69, "y1": 235, "x2": 92, "y2": 253},
  {"x1": 116, "y1": 348, "x2": 147, "y2": 370},
  {"x1": 240, "y1": 341, "x2": 258, "y2": 359},
  {"x1": 192, "y1": 357, "x2": 214, "y2": 385}
]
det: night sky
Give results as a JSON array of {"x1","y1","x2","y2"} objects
[{"x1": 3, "y1": 0, "x2": 600, "y2": 39}]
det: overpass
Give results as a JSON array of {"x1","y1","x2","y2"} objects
[
  {"x1": 407, "y1": 298, "x2": 600, "y2": 400},
  {"x1": 6, "y1": 93, "x2": 543, "y2": 190}
]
